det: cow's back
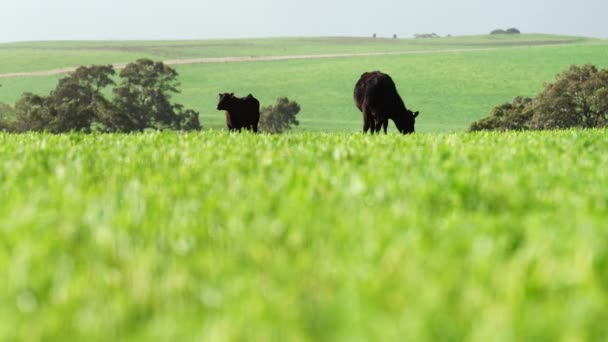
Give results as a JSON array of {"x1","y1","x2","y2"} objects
[
  {"x1": 245, "y1": 95, "x2": 260, "y2": 112},
  {"x1": 244, "y1": 95, "x2": 260, "y2": 122},
  {"x1": 354, "y1": 71, "x2": 400, "y2": 110},
  {"x1": 231, "y1": 95, "x2": 259, "y2": 129},
  {"x1": 354, "y1": 72, "x2": 371, "y2": 110}
]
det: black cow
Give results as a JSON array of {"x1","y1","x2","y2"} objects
[
  {"x1": 216, "y1": 93, "x2": 260, "y2": 132},
  {"x1": 354, "y1": 71, "x2": 419, "y2": 134}
]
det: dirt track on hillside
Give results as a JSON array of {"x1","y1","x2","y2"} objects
[{"x1": 0, "y1": 47, "x2": 510, "y2": 79}]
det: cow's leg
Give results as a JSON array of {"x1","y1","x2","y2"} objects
[
  {"x1": 370, "y1": 116, "x2": 378, "y2": 134},
  {"x1": 225, "y1": 112, "x2": 234, "y2": 132},
  {"x1": 370, "y1": 109, "x2": 382, "y2": 134},
  {"x1": 374, "y1": 120, "x2": 383, "y2": 133},
  {"x1": 363, "y1": 107, "x2": 372, "y2": 133},
  {"x1": 371, "y1": 112, "x2": 383, "y2": 133},
  {"x1": 253, "y1": 123, "x2": 258, "y2": 133},
  {"x1": 383, "y1": 120, "x2": 388, "y2": 134}
]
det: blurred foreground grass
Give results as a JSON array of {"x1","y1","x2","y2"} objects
[{"x1": 1, "y1": 130, "x2": 607, "y2": 340}]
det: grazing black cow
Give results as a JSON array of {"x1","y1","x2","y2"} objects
[
  {"x1": 354, "y1": 71, "x2": 419, "y2": 134},
  {"x1": 216, "y1": 93, "x2": 260, "y2": 132}
]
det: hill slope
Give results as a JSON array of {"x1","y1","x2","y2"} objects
[{"x1": 1, "y1": 35, "x2": 606, "y2": 132}]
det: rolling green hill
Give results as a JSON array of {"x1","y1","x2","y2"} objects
[
  {"x1": 1, "y1": 34, "x2": 607, "y2": 132},
  {"x1": 0, "y1": 34, "x2": 591, "y2": 73}
]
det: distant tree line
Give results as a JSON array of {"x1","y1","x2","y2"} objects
[
  {"x1": 414, "y1": 33, "x2": 440, "y2": 39},
  {"x1": 0, "y1": 59, "x2": 201, "y2": 133},
  {"x1": 491, "y1": 28, "x2": 521, "y2": 35},
  {"x1": 6, "y1": 60, "x2": 604, "y2": 135},
  {"x1": 470, "y1": 64, "x2": 608, "y2": 131}
]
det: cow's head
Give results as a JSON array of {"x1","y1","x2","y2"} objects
[
  {"x1": 217, "y1": 93, "x2": 235, "y2": 110},
  {"x1": 395, "y1": 109, "x2": 419, "y2": 134}
]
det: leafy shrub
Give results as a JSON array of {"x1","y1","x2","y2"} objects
[
  {"x1": 414, "y1": 33, "x2": 440, "y2": 39},
  {"x1": 12, "y1": 93, "x2": 52, "y2": 132},
  {"x1": 259, "y1": 97, "x2": 300, "y2": 133},
  {"x1": 470, "y1": 64, "x2": 608, "y2": 131},
  {"x1": 530, "y1": 64, "x2": 608, "y2": 129},
  {"x1": 491, "y1": 28, "x2": 520, "y2": 35},
  {"x1": 8, "y1": 60, "x2": 201, "y2": 133},
  {"x1": 109, "y1": 59, "x2": 200, "y2": 132},
  {"x1": 469, "y1": 97, "x2": 533, "y2": 131},
  {"x1": 0, "y1": 102, "x2": 15, "y2": 131}
]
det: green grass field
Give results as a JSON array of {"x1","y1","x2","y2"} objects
[
  {"x1": 2, "y1": 35, "x2": 608, "y2": 340},
  {"x1": 0, "y1": 34, "x2": 590, "y2": 73},
  {"x1": 2, "y1": 35, "x2": 608, "y2": 132},
  {"x1": 1, "y1": 130, "x2": 607, "y2": 340}
]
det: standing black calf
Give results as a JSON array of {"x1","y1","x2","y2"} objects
[{"x1": 216, "y1": 93, "x2": 260, "y2": 132}]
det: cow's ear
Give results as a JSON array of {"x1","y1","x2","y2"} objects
[
  {"x1": 230, "y1": 93, "x2": 234, "y2": 96},
  {"x1": 218, "y1": 93, "x2": 222, "y2": 97},
  {"x1": 413, "y1": 111, "x2": 419, "y2": 118}
]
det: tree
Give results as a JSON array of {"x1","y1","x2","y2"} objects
[
  {"x1": 9, "y1": 60, "x2": 201, "y2": 133},
  {"x1": 470, "y1": 97, "x2": 533, "y2": 131},
  {"x1": 10, "y1": 65, "x2": 116, "y2": 133},
  {"x1": 46, "y1": 65, "x2": 116, "y2": 132},
  {"x1": 12, "y1": 93, "x2": 53, "y2": 132},
  {"x1": 470, "y1": 64, "x2": 608, "y2": 132},
  {"x1": 530, "y1": 64, "x2": 608, "y2": 129},
  {"x1": 490, "y1": 28, "x2": 520, "y2": 35},
  {"x1": 0, "y1": 102, "x2": 15, "y2": 131},
  {"x1": 111, "y1": 59, "x2": 200, "y2": 131},
  {"x1": 0, "y1": 84, "x2": 12, "y2": 131},
  {"x1": 259, "y1": 97, "x2": 300, "y2": 133}
]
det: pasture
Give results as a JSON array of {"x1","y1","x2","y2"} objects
[
  {"x1": 0, "y1": 34, "x2": 589, "y2": 73},
  {"x1": 1, "y1": 130, "x2": 608, "y2": 340},
  {"x1": 2, "y1": 35, "x2": 608, "y2": 340},
  {"x1": 2, "y1": 35, "x2": 608, "y2": 131}
]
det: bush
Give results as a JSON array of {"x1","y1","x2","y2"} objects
[
  {"x1": 530, "y1": 64, "x2": 608, "y2": 129},
  {"x1": 8, "y1": 60, "x2": 201, "y2": 133},
  {"x1": 0, "y1": 102, "x2": 15, "y2": 131},
  {"x1": 0, "y1": 84, "x2": 13, "y2": 131},
  {"x1": 12, "y1": 93, "x2": 53, "y2": 132},
  {"x1": 414, "y1": 33, "x2": 440, "y2": 39},
  {"x1": 470, "y1": 64, "x2": 608, "y2": 131},
  {"x1": 469, "y1": 97, "x2": 533, "y2": 131},
  {"x1": 491, "y1": 28, "x2": 520, "y2": 35},
  {"x1": 50, "y1": 65, "x2": 116, "y2": 133},
  {"x1": 109, "y1": 59, "x2": 201, "y2": 132},
  {"x1": 259, "y1": 97, "x2": 300, "y2": 133}
]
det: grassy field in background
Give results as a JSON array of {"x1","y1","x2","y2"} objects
[
  {"x1": 0, "y1": 34, "x2": 592, "y2": 73},
  {"x1": 176, "y1": 44, "x2": 608, "y2": 131},
  {"x1": 1, "y1": 130, "x2": 607, "y2": 340},
  {"x1": 1, "y1": 35, "x2": 608, "y2": 131}
]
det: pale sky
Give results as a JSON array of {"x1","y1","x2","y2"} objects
[{"x1": 1, "y1": 0, "x2": 607, "y2": 42}]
